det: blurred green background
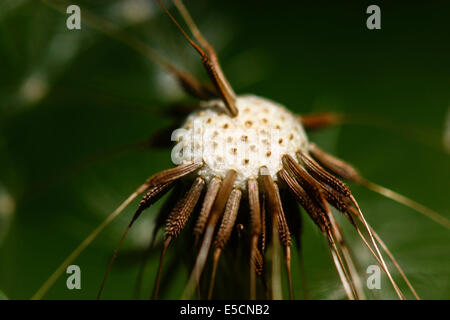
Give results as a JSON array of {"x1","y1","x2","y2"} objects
[{"x1": 0, "y1": 0, "x2": 448, "y2": 299}]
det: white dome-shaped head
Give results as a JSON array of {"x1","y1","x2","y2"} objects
[{"x1": 172, "y1": 95, "x2": 309, "y2": 190}]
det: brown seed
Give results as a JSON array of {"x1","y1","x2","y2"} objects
[
  {"x1": 194, "y1": 176, "x2": 222, "y2": 239},
  {"x1": 214, "y1": 189, "x2": 242, "y2": 250},
  {"x1": 166, "y1": 177, "x2": 205, "y2": 238}
]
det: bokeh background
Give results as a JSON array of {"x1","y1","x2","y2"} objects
[{"x1": 0, "y1": 0, "x2": 448, "y2": 299}]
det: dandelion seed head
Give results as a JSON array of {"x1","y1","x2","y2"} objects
[{"x1": 176, "y1": 95, "x2": 308, "y2": 189}]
